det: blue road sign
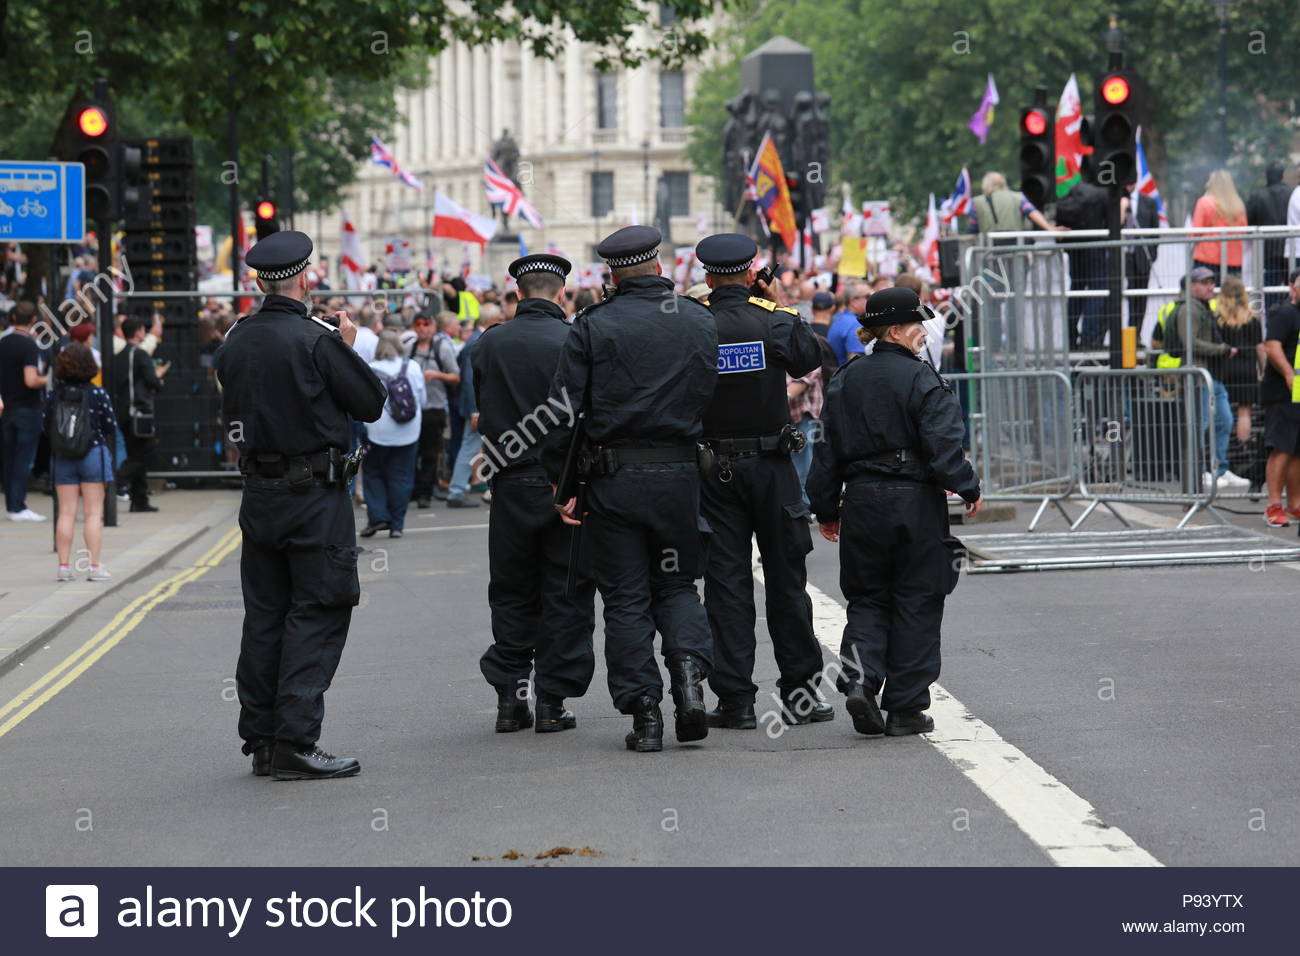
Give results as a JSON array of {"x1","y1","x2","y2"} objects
[{"x1": 0, "y1": 161, "x2": 85, "y2": 243}]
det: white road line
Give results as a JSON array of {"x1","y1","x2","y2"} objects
[{"x1": 756, "y1": 559, "x2": 1162, "y2": 867}]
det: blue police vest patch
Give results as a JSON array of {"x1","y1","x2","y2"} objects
[{"x1": 717, "y1": 340, "x2": 766, "y2": 374}]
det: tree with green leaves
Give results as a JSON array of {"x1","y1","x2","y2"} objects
[
  {"x1": 0, "y1": 0, "x2": 718, "y2": 223},
  {"x1": 689, "y1": 0, "x2": 1300, "y2": 230}
]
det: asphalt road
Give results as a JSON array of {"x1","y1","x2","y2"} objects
[{"x1": 1, "y1": 499, "x2": 1296, "y2": 867}]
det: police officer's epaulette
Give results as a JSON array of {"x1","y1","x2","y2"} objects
[
  {"x1": 305, "y1": 314, "x2": 340, "y2": 335},
  {"x1": 573, "y1": 297, "x2": 613, "y2": 323},
  {"x1": 747, "y1": 296, "x2": 799, "y2": 317}
]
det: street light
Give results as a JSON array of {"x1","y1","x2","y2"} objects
[
  {"x1": 1211, "y1": 0, "x2": 1234, "y2": 167},
  {"x1": 641, "y1": 139, "x2": 650, "y2": 221}
]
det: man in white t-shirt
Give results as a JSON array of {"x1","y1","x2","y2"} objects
[{"x1": 351, "y1": 308, "x2": 381, "y2": 362}]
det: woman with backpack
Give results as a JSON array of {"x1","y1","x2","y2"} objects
[
  {"x1": 361, "y1": 331, "x2": 426, "y2": 539},
  {"x1": 45, "y1": 343, "x2": 117, "y2": 582}
]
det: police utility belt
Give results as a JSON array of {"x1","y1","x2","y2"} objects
[
  {"x1": 581, "y1": 443, "x2": 700, "y2": 477},
  {"x1": 238, "y1": 447, "x2": 362, "y2": 489},
  {"x1": 700, "y1": 425, "x2": 806, "y2": 483}
]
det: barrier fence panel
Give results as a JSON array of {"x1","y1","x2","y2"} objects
[
  {"x1": 959, "y1": 227, "x2": 1300, "y2": 508},
  {"x1": 1071, "y1": 366, "x2": 1220, "y2": 529},
  {"x1": 948, "y1": 370, "x2": 1073, "y2": 530}
]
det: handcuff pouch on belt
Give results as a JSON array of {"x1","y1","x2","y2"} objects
[{"x1": 777, "y1": 423, "x2": 807, "y2": 455}]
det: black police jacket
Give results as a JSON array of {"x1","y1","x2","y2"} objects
[
  {"x1": 214, "y1": 295, "x2": 386, "y2": 457},
  {"x1": 542, "y1": 274, "x2": 717, "y2": 482},
  {"x1": 701, "y1": 284, "x2": 822, "y2": 438},
  {"x1": 807, "y1": 341, "x2": 980, "y2": 521},
  {"x1": 472, "y1": 297, "x2": 573, "y2": 472}
]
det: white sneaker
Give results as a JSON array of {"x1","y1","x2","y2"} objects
[
  {"x1": 1201, "y1": 471, "x2": 1216, "y2": 490},
  {"x1": 56, "y1": 566, "x2": 75, "y2": 582},
  {"x1": 1220, "y1": 470, "x2": 1251, "y2": 488},
  {"x1": 7, "y1": 511, "x2": 23, "y2": 521},
  {"x1": 18, "y1": 509, "x2": 46, "y2": 522},
  {"x1": 87, "y1": 566, "x2": 112, "y2": 582}
]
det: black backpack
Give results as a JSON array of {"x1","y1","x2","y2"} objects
[
  {"x1": 382, "y1": 358, "x2": 418, "y2": 423},
  {"x1": 49, "y1": 385, "x2": 93, "y2": 459}
]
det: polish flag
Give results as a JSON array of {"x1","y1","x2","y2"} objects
[
  {"x1": 433, "y1": 191, "x2": 498, "y2": 247},
  {"x1": 340, "y1": 210, "x2": 366, "y2": 290}
]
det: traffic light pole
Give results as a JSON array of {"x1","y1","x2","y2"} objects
[
  {"x1": 1107, "y1": 186, "x2": 1124, "y2": 369},
  {"x1": 226, "y1": 31, "x2": 241, "y2": 299},
  {"x1": 97, "y1": 216, "x2": 118, "y2": 527}
]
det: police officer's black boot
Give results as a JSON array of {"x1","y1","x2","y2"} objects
[
  {"x1": 844, "y1": 685, "x2": 885, "y2": 736},
  {"x1": 707, "y1": 698, "x2": 757, "y2": 729},
  {"x1": 495, "y1": 684, "x2": 534, "y2": 733},
  {"x1": 625, "y1": 696, "x2": 663, "y2": 753},
  {"x1": 251, "y1": 743, "x2": 273, "y2": 777},
  {"x1": 668, "y1": 658, "x2": 709, "y2": 743},
  {"x1": 885, "y1": 709, "x2": 935, "y2": 736},
  {"x1": 535, "y1": 693, "x2": 576, "y2": 733},
  {"x1": 779, "y1": 686, "x2": 836, "y2": 726},
  {"x1": 270, "y1": 742, "x2": 361, "y2": 780}
]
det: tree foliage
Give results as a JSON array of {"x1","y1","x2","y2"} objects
[
  {"x1": 0, "y1": 0, "x2": 717, "y2": 224},
  {"x1": 688, "y1": 0, "x2": 1300, "y2": 227}
]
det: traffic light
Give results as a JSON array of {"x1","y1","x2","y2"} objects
[
  {"x1": 53, "y1": 92, "x2": 144, "y2": 221},
  {"x1": 1091, "y1": 70, "x2": 1137, "y2": 187},
  {"x1": 254, "y1": 198, "x2": 280, "y2": 240},
  {"x1": 1018, "y1": 105, "x2": 1055, "y2": 208}
]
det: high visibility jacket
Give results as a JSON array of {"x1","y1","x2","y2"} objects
[
  {"x1": 1153, "y1": 297, "x2": 1217, "y2": 369},
  {"x1": 457, "y1": 290, "x2": 480, "y2": 321}
]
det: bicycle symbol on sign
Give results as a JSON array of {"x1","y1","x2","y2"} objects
[{"x1": 17, "y1": 197, "x2": 48, "y2": 218}]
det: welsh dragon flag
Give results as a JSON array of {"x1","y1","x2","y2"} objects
[{"x1": 1054, "y1": 74, "x2": 1091, "y2": 198}]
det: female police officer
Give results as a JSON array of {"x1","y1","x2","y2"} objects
[{"x1": 806, "y1": 286, "x2": 982, "y2": 737}]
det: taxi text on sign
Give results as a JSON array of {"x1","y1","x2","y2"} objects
[{"x1": 0, "y1": 161, "x2": 86, "y2": 243}]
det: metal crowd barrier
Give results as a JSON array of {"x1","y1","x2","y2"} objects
[
  {"x1": 948, "y1": 370, "x2": 1074, "y2": 530},
  {"x1": 1071, "y1": 366, "x2": 1220, "y2": 529},
  {"x1": 952, "y1": 367, "x2": 1224, "y2": 531}
]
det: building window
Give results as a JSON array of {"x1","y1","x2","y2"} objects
[
  {"x1": 596, "y1": 73, "x2": 618, "y2": 130},
  {"x1": 591, "y1": 171, "x2": 614, "y2": 218},
  {"x1": 659, "y1": 70, "x2": 685, "y2": 128},
  {"x1": 664, "y1": 171, "x2": 690, "y2": 216}
]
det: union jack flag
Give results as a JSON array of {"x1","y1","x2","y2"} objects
[
  {"x1": 370, "y1": 137, "x2": 424, "y2": 191},
  {"x1": 1134, "y1": 128, "x2": 1168, "y2": 227},
  {"x1": 484, "y1": 158, "x2": 544, "y2": 229},
  {"x1": 940, "y1": 167, "x2": 971, "y2": 224}
]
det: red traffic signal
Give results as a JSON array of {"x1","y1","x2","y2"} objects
[
  {"x1": 77, "y1": 106, "x2": 109, "y2": 137},
  {"x1": 1100, "y1": 75, "x2": 1131, "y2": 106},
  {"x1": 255, "y1": 200, "x2": 277, "y2": 220},
  {"x1": 1022, "y1": 109, "x2": 1048, "y2": 137}
]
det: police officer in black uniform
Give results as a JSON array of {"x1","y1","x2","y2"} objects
[
  {"x1": 807, "y1": 286, "x2": 983, "y2": 737},
  {"x1": 215, "y1": 231, "x2": 386, "y2": 779},
  {"x1": 694, "y1": 234, "x2": 830, "y2": 730},
  {"x1": 544, "y1": 226, "x2": 718, "y2": 753},
  {"x1": 473, "y1": 253, "x2": 596, "y2": 734}
]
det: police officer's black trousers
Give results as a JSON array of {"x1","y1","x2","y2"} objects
[
  {"x1": 700, "y1": 454, "x2": 822, "y2": 702},
  {"x1": 837, "y1": 479, "x2": 954, "y2": 715},
  {"x1": 480, "y1": 471, "x2": 596, "y2": 700},
  {"x1": 236, "y1": 477, "x2": 361, "y2": 753},
  {"x1": 586, "y1": 463, "x2": 713, "y2": 713}
]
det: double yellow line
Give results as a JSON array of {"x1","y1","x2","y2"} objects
[{"x1": 0, "y1": 525, "x2": 242, "y2": 740}]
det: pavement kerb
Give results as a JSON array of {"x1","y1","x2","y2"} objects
[{"x1": 0, "y1": 498, "x2": 242, "y2": 679}]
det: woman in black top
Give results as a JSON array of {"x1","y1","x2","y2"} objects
[
  {"x1": 45, "y1": 343, "x2": 118, "y2": 582},
  {"x1": 1216, "y1": 276, "x2": 1263, "y2": 443}
]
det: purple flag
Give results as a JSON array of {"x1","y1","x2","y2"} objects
[{"x1": 967, "y1": 74, "x2": 999, "y2": 145}]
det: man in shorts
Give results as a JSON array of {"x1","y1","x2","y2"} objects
[{"x1": 1261, "y1": 268, "x2": 1300, "y2": 527}]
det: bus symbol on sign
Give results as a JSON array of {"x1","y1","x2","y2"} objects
[
  {"x1": 717, "y1": 340, "x2": 766, "y2": 374},
  {"x1": 0, "y1": 161, "x2": 84, "y2": 242}
]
